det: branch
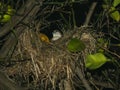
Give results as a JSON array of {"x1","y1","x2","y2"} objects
[
  {"x1": 0, "y1": 70, "x2": 26, "y2": 90},
  {"x1": 76, "y1": 67, "x2": 92, "y2": 90},
  {"x1": 0, "y1": 1, "x2": 42, "y2": 60},
  {"x1": 83, "y1": 2, "x2": 97, "y2": 26},
  {"x1": 0, "y1": 0, "x2": 36, "y2": 38}
]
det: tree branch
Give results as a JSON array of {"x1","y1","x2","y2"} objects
[{"x1": 83, "y1": 2, "x2": 97, "y2": 26}]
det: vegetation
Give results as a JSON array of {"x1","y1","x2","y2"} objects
[{"x1": 0, "y1": 0, "x2": 120, "y2": 90}]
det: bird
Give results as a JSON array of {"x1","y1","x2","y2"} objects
[{"x1": 39, "y1": 29, "x2": 63, "y2": 43}]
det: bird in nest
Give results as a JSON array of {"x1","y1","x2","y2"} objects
[{"x1": 39, "y1": 30, "x2": 63, "y2": 43}]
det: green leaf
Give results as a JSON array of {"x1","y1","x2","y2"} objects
[
  {"x1": 85, "y1": 53, "x2": 109, "y2": 70},
  {"x1": 0, "y1": 14, "x2": 11, "y2": 23},
  {"x1": 110, "y1": 11, "x2": 120, "y2": 22},
  {"x1": 113, "y1": 0, "x2": 120, "y2": 7},
  {"x1": 102, "y1": 4, "x2": 109, "y2": 9},
  {"x1": 109, "y1": 7, "x2": 120, "y2": 22},
  {"x1": 67, "y1": 38, "x2": 85, "y2": 52},
  {"x1": 7, "y1": 5, "x2": 16, "y2": 15},
  {"x1": 103, "y1": 0, "x2": 111, "y2": 4},
  {"x1": 0, "y1": 2, "x2": 15, "y2": 23},
  {"x1": 97, "y1": 38, "x2": 105, "y2": 44}
]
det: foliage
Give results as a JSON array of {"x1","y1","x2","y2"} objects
[
  {"x1": 67, "y1": 38, "x2": 85, "y2": 52},
  {"x1": 103, "y1": 0, "x2": 120, "y2": 22},
  {"x1": 85, "y1": 53, "x2": 110, "y2": 70},
  {"x1": 0, "y1": 2, "x2": 15, "y2": 23},
  {"x1": 113, "y1": 0, "x2": 120, "y2": 7}
]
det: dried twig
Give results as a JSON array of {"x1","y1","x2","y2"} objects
[
  {"x1": 0, "y1": 70, "x2": 26, "y2": 90},
  {"x1": 76, "y1": 67, "x2": 92, "y2": 90},
  {"x1": 91, "y1": 79, "x2": 114, "y2": 89},
  {"x1": 84, "y1": 2, "x2": 97, "y2": 26}
]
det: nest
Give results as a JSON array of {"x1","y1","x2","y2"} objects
[{"x1": 4, "y1": 26, "x2": 96, "y2": 90}]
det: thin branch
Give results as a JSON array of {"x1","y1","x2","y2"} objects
[
  {"x1": 91, "y1": 79, "x2": 114, "y2": 89},
  {"x1": 103, "y1": 47, "x2": 120, "y2": 59},
  {"x1": 76, "y1": 67, "x2": 92, "y2": 90},
  {"x1": 84, "y1": 2, "x2": 97, "y2": 26},
  {"x1": 0, "y1": 70, "x2": 26, "y2": 90}
]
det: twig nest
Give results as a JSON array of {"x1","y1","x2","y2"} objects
[
  {"x1": 81, "y1": 32, "x2": 95, "y2": 44},
  {"x1": 80, "y1": 32, "x2": 96, "y2": 54},
  {"x1": 4, "y1": 26, "x2": 97, "y2": 90}
]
